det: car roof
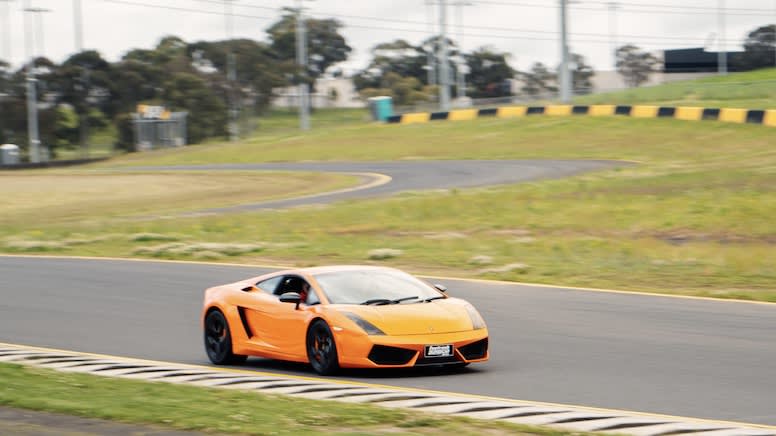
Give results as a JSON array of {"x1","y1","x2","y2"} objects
[{"x1": 285, "y1": 265, "x2": 401, "y2": 276}]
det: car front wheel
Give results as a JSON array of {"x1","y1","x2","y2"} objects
[
  {"x1": 306, "y1": 320, "x2": 339, "y2": 375},
  {"x1": 204, "y1": 309, "x2": 247, "y2": 365}
]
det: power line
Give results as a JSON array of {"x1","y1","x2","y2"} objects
[
  {"x1": 472, "y1": 0, "x2": 773, "y2": 16},
  {"x1": 103, "y1": 0, "x2": 751, "y2": 46},
  {"x1": 99, "y1": 0, "x2": 273, "y2": 20},
  {"x1": 585, "y1": 0, "x2": 773, "y2": 13}
]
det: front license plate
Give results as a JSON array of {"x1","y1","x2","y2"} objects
[{"x1": 424, "y1": 344, "x2": 453, "y2": 358}]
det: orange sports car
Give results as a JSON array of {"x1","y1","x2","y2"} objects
[{"x1": 202, "y1": 265, "x2": 489, "y2": 375}]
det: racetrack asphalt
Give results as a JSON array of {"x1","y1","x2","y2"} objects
[
  {"x1": 2, "y1": 256, "x2": 775, "y2": 426},
  {"x1": 127, "y1": 160, "x2": 623, "y2": 214}
]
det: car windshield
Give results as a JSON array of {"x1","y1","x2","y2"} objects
[{"x1": 313, "y1": 269, "x2": 441, "y2": 305}]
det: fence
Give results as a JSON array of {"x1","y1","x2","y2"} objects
[{"x1": 132, "y1": 111, "x2": 188, "y2": 151}]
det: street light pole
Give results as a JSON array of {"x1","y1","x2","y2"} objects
[
  {"x1": 73, "y1": 0, "x2": 83, "y2": 52},
  {"x1": 438, "y1": 0, "x2": 450, "y2": 111},
  {"x1": 295, "y1": 0, "x2": 310, "y2": 131},
  {"x1": 454, "y1": 1, "x2": 472, "y2": 101},
  {"x1": 27, "y1": 7, "x2": 49, "y2": 57},
  {"x1": 607, "y1": 2, "x2": 620, "y2": 71},
  {"x1": 559, "y1": 0, "x2": 571, "y2": 102},
  {"x1": 224, "y1": 0, "x2": 239, "y2": 141},
  {"x1": 425, "y1": 0, "x2": 436, "y2": 86},
  {"x1": 718, "y1": 0, "x2": 727, "y2": 75},
  {"x1": 0, "y1": 0, "x2": 13, "y2": 64},
  {"x1": 22, "y1": 0, "x2": 40, "y2": 163}
]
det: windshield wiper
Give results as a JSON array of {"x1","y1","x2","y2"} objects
[
  {"x1": 361, "y1": 298, "x2": 392, "y2": 306},
  {"x1": 392, "y1": 296, "x2": 419, "y2": 304},
  {"x1": 361, "y1": 296, "x2": 420, "y2": 306},
  {"x1": 422, "y1": 296, "x2": 447, "y2": 303}
]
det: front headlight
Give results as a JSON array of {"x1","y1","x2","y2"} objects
[
  {"x1": 464, "y1": 304, "x2": 487, "y2": 330},
  {"x1": 343, "y1": 312, "x2": 385, "y2": 335}
]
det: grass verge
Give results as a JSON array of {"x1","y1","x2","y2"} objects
[
  {"x1": 0, "y1": 363, "x2": 587, "y2": 436},
  {"x1": 0, "y1": 170, "x2": 356, "y2": 226},
  {"x1": 3, "y1": 115, "x2": 775, "y2": 301},
  {"x1": 574, "y1": 68, "x2": 776, "y2": 108}
]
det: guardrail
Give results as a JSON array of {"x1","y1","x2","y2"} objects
[{"x1": 386, "y1": 105, "x2": 776, "y2": 127}]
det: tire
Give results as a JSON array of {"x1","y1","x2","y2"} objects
[
  {"x1": 306, "y1": 319, "x2": 339, "y2": 375},
  {"x1": 204, "y1": 309, "x2": 247, "y2": 365}
]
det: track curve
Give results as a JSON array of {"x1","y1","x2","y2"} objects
[{"x1": 128, "y1": 160, "x2": 623, "y2": 214}]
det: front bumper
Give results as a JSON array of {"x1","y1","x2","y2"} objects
[{"x1": 334, "y1": 328, "x2": 489, "y2": 369}]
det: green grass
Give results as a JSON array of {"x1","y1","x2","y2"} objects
[
  {"x1": 0, "y1": 363, "x2": 588, "y2": 436},
  {"x1": 3, "y1": 115, "x2": 775, "y2": 301},
  {"x1": 0, "y1": 170, "x2": 356, "y2": 226},
  {"x1": 575, "y1": 68, "x2": 776, "y2": 108}
]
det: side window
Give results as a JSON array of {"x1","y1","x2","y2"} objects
[
  {"x1": 256, "y1": 276, "x2": 282, "y2": 295},
  {"x1": 306, "y1": 289, "x2": 320, "y2": 306}
]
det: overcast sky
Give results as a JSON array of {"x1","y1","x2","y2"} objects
[{"x1": 1, "y1": 0, "x2": 774, "y2": 73}]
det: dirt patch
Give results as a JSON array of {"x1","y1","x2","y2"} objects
[{"x1": 0, "y1": 406, "x2": 208, "y2": 436}]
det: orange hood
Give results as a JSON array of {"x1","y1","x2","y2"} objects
[{"x1": 339, "y1": 299, "x2": 474, "y2": 335}]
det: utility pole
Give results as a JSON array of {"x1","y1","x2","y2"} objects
[
  {"x1": 559, "y1": 0, "x2": 571, "y2": 103},
  {"x1": 295, "y1": 0, "x2": 310, "y2": 131},
  {"x1": 718, "y1": 0, "x2": 727, "y2": 75},
  {"x1": 73, "y1": 0, "x2": 83, "y2": 52},
  {"x1": 425, "y1": 0, "x2": 436, "y2": 86},
  {"x1": 73, "y1": 0, "x2": 90, "y2": 157},
  {"x1": 438, "y1": 0, "x2": 450, "y2": 111},
  {"x1": 453, "y1": 1, "x2": 472, "y2": 101},
  {"x1": 224, "y1": 0, "x2": 239, "y2": 141},
  {"x1": 607, "y1": 2, "x2": 620, "y2": 71},
  {"x1": 26, "y1": 7, "x2": 49, "y2": 59},
  {"x1": 0, "y1": 0, "x2": 13, "y2": 64},
  {"x1": 22, "y1": 0, "x2": 40, "y2": 163}
]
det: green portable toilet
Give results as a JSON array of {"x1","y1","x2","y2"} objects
[{"x1": 368, "y1": 96, "x2": 394, "y2": 122}]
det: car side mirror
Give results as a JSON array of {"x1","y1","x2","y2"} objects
[
  {"x1": 279, "y1": 292, "x2": 302, "y2": 309},
  {"x1": 433, "y1": 284, "x2": 448, "y2": 293}
]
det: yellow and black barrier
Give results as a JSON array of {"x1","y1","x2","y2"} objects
[{"x1": 386, "y1": 105, "x2": 776, "y2": 127}]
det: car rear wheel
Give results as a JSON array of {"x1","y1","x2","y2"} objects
[
  {"x1": 204, "y1": 309, "x2": 247, "y2": 365},
  {"x1": 307, "y1": 320, "x2": 339, "y2": 375}
]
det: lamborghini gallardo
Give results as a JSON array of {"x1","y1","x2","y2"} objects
[{"x1": 202, "y1": 265, "x2": 489, "y2": 375}]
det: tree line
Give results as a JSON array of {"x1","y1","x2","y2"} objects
[{"x1": 0, "y1": 12, "x2": 772, "y2": 156}]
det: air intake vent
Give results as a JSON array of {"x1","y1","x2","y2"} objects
[
  {"x1": 368, "y1": 345, "x2": 416, "y2": 365},
  {"x1": 459, "y1": 338, "x2": 488, "y2": 360}
]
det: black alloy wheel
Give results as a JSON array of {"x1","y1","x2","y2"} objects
[
  {"x1": 204, "y1": 309, "x2": 247, "y2": 365},
  {"x1": 306, "y1": 320, "x2": 339, "y2": 375}
]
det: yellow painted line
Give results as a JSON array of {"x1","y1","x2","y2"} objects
[
  {"x1": 448, "y1": 109, "x2": 479, "y2": 121},
  {"x1": 264, "y1": 172, "x2": 391, "y2": 205},
  {"x1": 400, "y1": 112, "x2": 431, "y2": 124},
  {"x1": 496, "y1": 106, "x2": 527, "y2": 118},
  {"x1": 1, "y1": 254, "x2": 774, "y2": 307},
  {"x1": 764, "y1": 109, "x2": 776, "y2": 127},
  {"x1": 2, "y1": 341, "x2": 775, "y2": 431},
  {"x1": 630, "y1": 105, "x2": 659, "y2": 118},
  {"x1": 675, "y1": 106, "x2": 703, "y2": 121},
  {"x1": 588, "y1": 105, "x2": 615, "y2": 116},
  {"x1": 719, "y1": 108, "x2": 748, "y2": 124}
]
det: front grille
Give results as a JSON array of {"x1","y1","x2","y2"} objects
[
  {"x1": 368, "y1": 345, "x2": 416, "y2": 365},
  {"x1": 414, "y1": 355, "x2": 461, "y2": 366},
  {"x1": 459, "y1": 338, "x2": 488, "y2": 360}
]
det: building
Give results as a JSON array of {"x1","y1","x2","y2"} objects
[{"x1": 271, "y1": 77, "x2": 365, "y2": 109}]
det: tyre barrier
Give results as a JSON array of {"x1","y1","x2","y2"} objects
[{"x1": 386, "y1": 105, "x2": 776, "y2": 127}]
